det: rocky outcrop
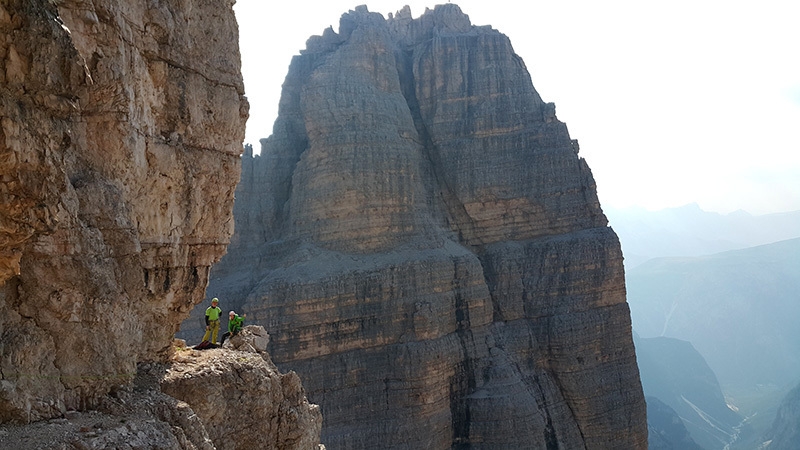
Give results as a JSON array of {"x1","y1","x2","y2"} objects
[
  {"x1": 1, "y1": 0, "x2": 246, "y2": 422},
  {"x1": 0, "y1": 363, "x2": 219, "y2": 450},
  {"x1": 0, "y1": 336, "x2": 323, "y2": 450},
  {"x1": 163, "y1": 328, "x2": 323, "y2": 450},
  {"x1": 184, "y1": 4, "x2": 647, "y2": 449}
]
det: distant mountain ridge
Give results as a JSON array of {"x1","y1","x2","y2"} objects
[
  {"x1": 605, "y1": 204, "x2": 800, "y2": 267},
  {"x1": 621, "y1": 205, "x2": 800, "y2": 449},
  {"x1": 628, "y1": 237, "x2": 800, "y2": 448},
  {"x1": 629, "y1": 237, "x2": 800, "y2": 389}
]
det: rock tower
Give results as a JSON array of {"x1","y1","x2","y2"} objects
[{"x1": 188, "y1": 4, "x2": 647, "y2": 449}]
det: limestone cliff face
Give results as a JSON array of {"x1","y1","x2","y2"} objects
[
  {"x1": 1, "y1": 0, "x2": 246, "y2": 422},
  {"x1": 188, "y1": 4, "x2": 647, "y2": 449}
]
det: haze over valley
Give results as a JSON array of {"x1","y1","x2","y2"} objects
[{"x1": 614, "y1": 205, "x2": 800, "y2": 449}]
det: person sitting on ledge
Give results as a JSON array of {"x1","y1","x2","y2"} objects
[{"x1": 220, "y1": 310, "x2": 245, "y2": 345}]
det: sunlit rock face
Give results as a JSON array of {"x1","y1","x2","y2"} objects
[
  {"x1": 187, "y1": 4, "x2": 646, "y2": 449},
  {"x1": 163, "y1": 327, "x2": 323, "y2": 450},
  {"x1": 1, "y1": 0, "x2": 246, "y2": 422},
  {"x1": 0, "y1": 337, "x2": 324, "y2": 450}
]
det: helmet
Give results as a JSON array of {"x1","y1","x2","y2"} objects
[
  {"x1": 211, "y1": 297, "x2": 219, "y2": 304},
  {"x1": 229, "y1": 311, "x2": 235, "y2": 316}
]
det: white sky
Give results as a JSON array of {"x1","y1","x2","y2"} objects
[{"x1": 234, "y1": 0, "x2": 800, "y2": 215}]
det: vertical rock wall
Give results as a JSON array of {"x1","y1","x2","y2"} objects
[
  {"x1": 1, "y1": 0, "x2": 246, "y2": 422},
  {"x1": 189, "y1": 4, "x2": 647, "y2": 449}
]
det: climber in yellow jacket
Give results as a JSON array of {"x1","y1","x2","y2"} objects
[{"x1": 201, "y1": 297, "x2": 223, "y2": 344}]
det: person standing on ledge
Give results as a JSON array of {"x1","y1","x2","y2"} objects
[
  {"x1": 220, "y1": 310, "x2": 245, "y2": 345},
  {"x1": 201, "y1": 297, "x2": 223, "y2": 345}
]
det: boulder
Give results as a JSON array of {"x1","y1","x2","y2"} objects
[
  {"x1": 162, "y1": 347, "x2": 323, "y2": 450},
  {"x1": 225, "y1": 325, "x2": 271, "y2": 353}
]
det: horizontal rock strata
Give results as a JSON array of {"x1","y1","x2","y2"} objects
[{"x1": 185, "y1": 4, "x2": 647, "y2": 449}]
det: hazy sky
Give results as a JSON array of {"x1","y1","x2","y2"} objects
[{"x1": 234, "y1": 0, "x2": 800, "y2": 215}]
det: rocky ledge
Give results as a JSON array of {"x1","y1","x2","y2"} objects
[{"x1": 0, "y1": 326, "x2": 323, "y2": 449}]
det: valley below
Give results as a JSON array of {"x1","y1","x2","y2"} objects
[{"x1": 615, "y1": 206, "x2": 800, "y2": 449}]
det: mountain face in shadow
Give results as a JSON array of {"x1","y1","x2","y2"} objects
[
  {"x1": 180, "y1": 4, "x2": 647, "y2": 449},
  {"x1": 606, "y1": 204, "x2": 800, "y2": 268},
  {"x1": 646, "y1": 396, "x2": 704, "y2": 450},
  {"x1": 762, "y1": 381, "x2": 800, "y2": 449},
  {"x1": 636, "y1": 335, "x2": 745, "y2": 450}
]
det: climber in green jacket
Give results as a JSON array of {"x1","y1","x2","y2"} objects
[
  {"x1": 220, "y1": 310, "x2": 245, "y2": 345},
  {"x1": 201, "y1": 297, "x2": 222, "y2": 344}
]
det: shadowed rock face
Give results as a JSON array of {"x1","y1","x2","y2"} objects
[
  {"x1": 186, "y1": 4, "x2": 646, "y2": 449},
  {"x1": 1, "y1": 0, "x2": 246, "y2": 422},
  {"x1": 636, "y1": 335, "x2": 743, "y2": 450}
]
